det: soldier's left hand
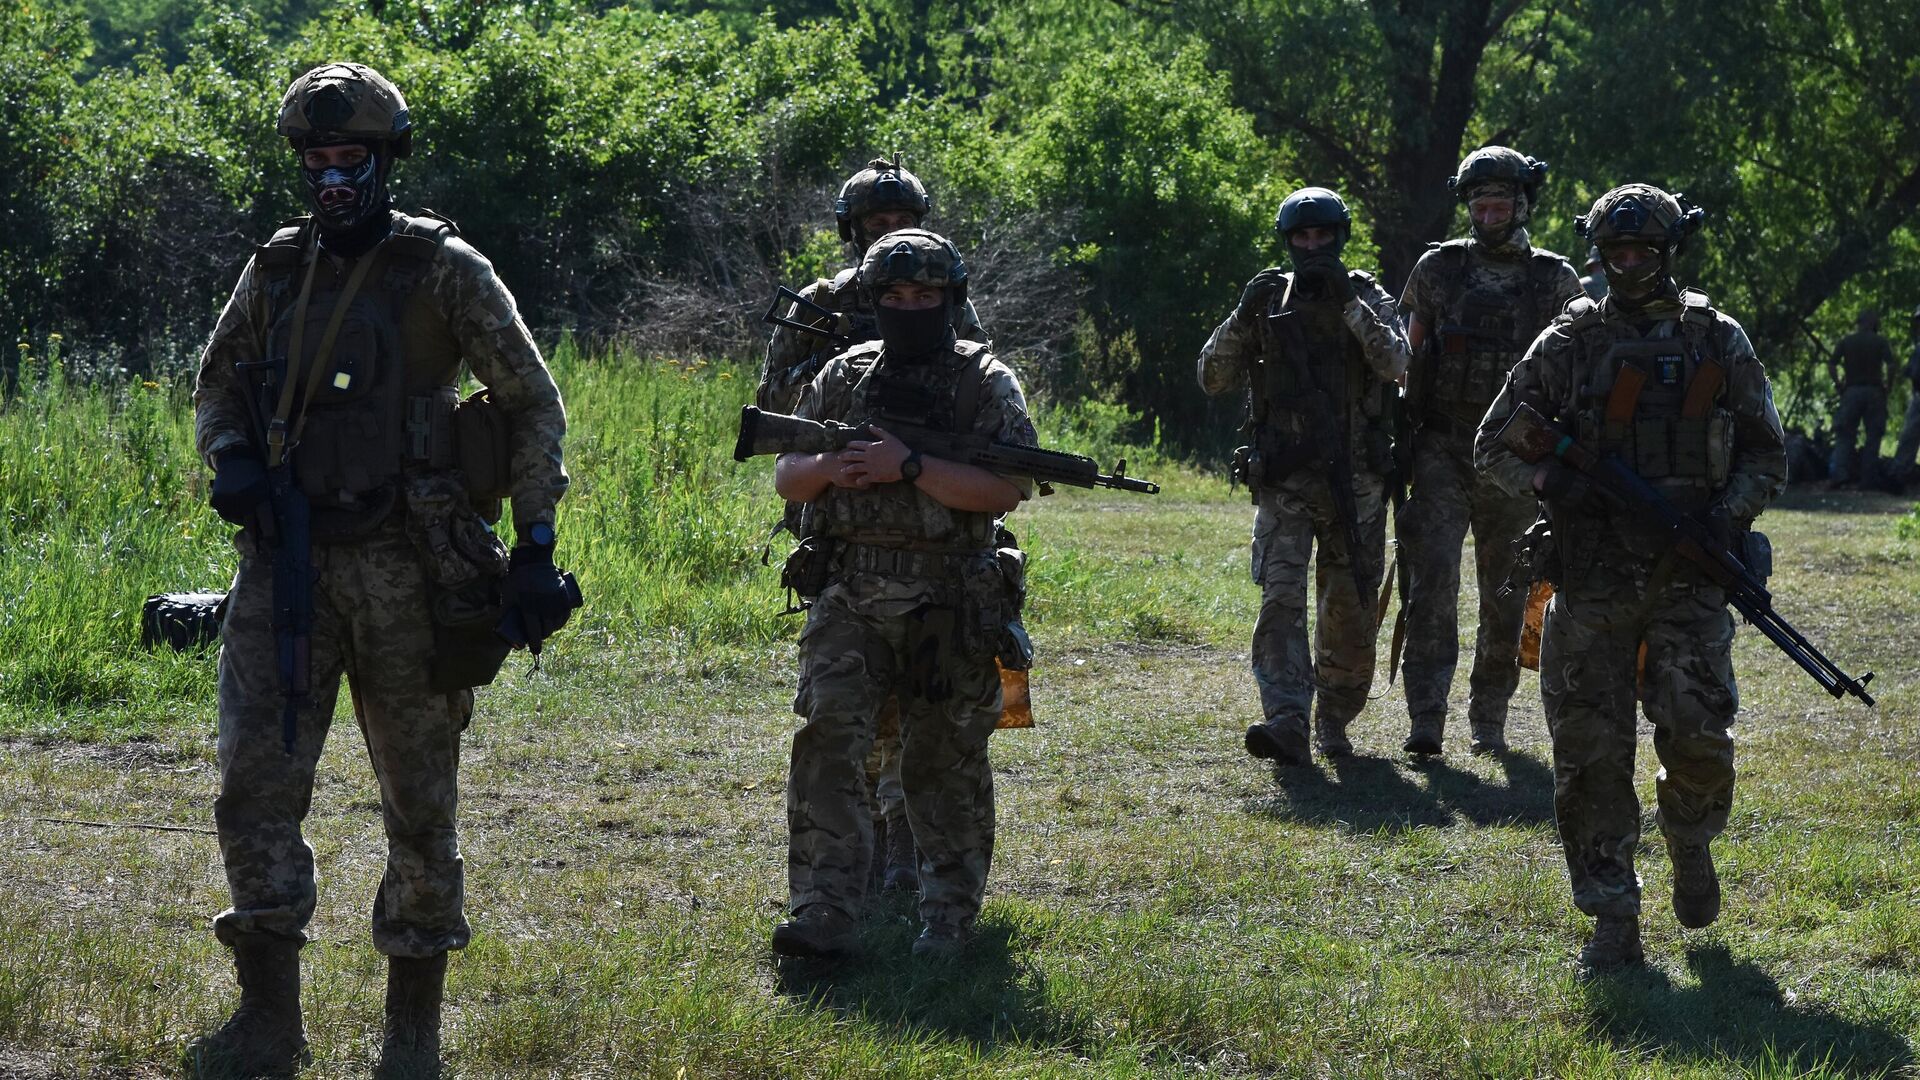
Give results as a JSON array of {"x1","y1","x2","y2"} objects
[{"x1": 838, "y1": 426, "x2": 910, "y2": 486}]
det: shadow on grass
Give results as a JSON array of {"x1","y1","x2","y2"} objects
[
  {"x1": 1585, "y1": 943, "x2": 1914, "y2": 1077},
  {"x1": 773, "y1": 916, "x2": 1088, "y2": 1053},
  {"x1": 1243, "y1": 749, "x2": 1554, "y2": 832}
]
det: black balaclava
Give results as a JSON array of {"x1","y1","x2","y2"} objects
[
  {"x1": 875, "y1": 298, "x2": 956, "y2": 359},
  {"x1": 302, "y1": 141, "x2": 393, "y2": 256}
]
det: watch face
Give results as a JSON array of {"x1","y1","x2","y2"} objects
[
  {"x1": 901, "y1": 455, "x2": 922, "y2": 481},
  {"x1": 530, "y1": 522, "x2": 556, "y2": 547}
]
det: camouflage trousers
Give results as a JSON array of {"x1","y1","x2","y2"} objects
[
  {"x1": 864, "y1": 700, "x2": 906, "y2": 827},
  {"x1": 1249, "y1": 469, "x2": 1388, "y2": 736},
  {"x1": 212, "y1": 523, "x2": 472, "y2": 959},
  {"x1": 1890, "y1": 390, "x2": 1920, "y2": 481},
  {"x1": 1540, "y1": 563, "x2": 1737, "y2": 917},
  {"x1": 1397, "y1": 426, "x2": 1537, "y2": 733},
  {"x1": 1828, "y1": 385, "x2": 1888, "y2": 484},
  {"x1": 789, "y1": 581, "x2": 1000, "y2": 928}
]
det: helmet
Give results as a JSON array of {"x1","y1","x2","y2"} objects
[
  {"x1": 1275, "y1": 187, "x2": 1352, "y2": 249},
  {"x1": 1575, "y1": 184, "x2": 1704, "y2": 254},
  {"x1": 1448, "y1": 146, "x2": 1548, "y2": 205},
  {"x1": 858, "y1": 228, "x2": 968, "y2": 306},
  {"x1": 1585, "y1": 245, "x2": 1604, "y2": 270},
  {"x1": 277, "y1": 63, "x2": 413, "y2": 157},
  {"x1": 835, "y1": 158, "x2": 932, "y2": 244}
]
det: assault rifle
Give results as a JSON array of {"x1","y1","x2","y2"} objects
[
  {"x1": 262, "y1": 467, "x2": 314, "y2": 753},
  {"x1": 761, "y1": 286, "x2": 858, "y2": 352},
  {"x1": 1497, "y1": 401, "x2": 1875, "y2": 705},
  {"x1": 734, "y1": 405, "x2": 1161, "y2": 495},
  {"x1": 1266, "y1": 304, "x2": 1372, "y2": 603}
]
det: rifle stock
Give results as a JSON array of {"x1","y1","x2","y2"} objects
[{"x1": 761, "y1": 286, "x2": 856, "y2": 350}]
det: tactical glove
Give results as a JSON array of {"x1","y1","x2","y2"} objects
[
  {"x1": 500, "y1": 541, "x2": 579, "y2": 649},
  {"x1": 1533, "y1": 461, "x2": 1593, "y2": 509},
  {"x1": 1293, "y1": 253, "x2": 1356, "y2": 303},
  {"x1": 210, "y1": 451, "x2": 270, "y2": 526},
  {"x1": 1235, "y1": 268, "x2": 1290, "y2": 320}
]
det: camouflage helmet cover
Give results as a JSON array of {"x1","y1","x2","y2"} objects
[
  {"x1": 1274, "y1": 186, "x2": 1352, "y2": 245},
  {"x1": 278, "y1": 63, "x2": 413, "y2": 157},
  {"x1": 858, "y1": 228, "x2": 968, "y2": 305},
  {"x1": 836, "y1": 158, "x2": 932, "y2": 242},
  {"x1": 1576, "y1": 183, "x2": 1704, "y2": 254},
  {"x1": 1449, "y1": 145, "x2": 1548, "y2": 204}
]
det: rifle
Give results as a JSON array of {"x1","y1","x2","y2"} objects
[
  {"x1": 761, "y1": 286, "x2": 858, "y2": 352},
  {"x1": 263, "y1": 467, "x2": 313, "y2": 754},
  {"x1": 1496, "y1": 401, "x2": 1875, "y2": 705},
  {"x1": 734, "y1": 406, "x2": 1160, "y2": 495},
  {"x1": 1265, "y1": 299, "x2": 1372, "y2": 603},
  {"x1": 1377, "y1": 387, "x2": 1414, "y2": 683}
]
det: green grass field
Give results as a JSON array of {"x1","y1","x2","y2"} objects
[{"x1": 2, "y1": 347, "x2": 1917, "y2": 1078}]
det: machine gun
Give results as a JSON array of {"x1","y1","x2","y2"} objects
[
  {"x1": 1497, "y1": 401, "x2": 1875, "y2": 705},
  {"x1": 734, "y1": 406, "x2": 1161, "y2": 495}
]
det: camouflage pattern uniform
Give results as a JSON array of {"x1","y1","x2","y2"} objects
[
  {"x1": 1475, "y1": 285, "x2": 1787, "y2": 920},
  {"x1": 1826, "y1": 326, "x2": 1898, "y2": 484},
  {"x1": 1399, "y1": 230, "x2": 1581, "y2": 748},
  {"x1": 758, "y1": 269, "x2": 985, "y2": 414},
  {"x1": 1198, "y1": 269, "x2": 1411, "y2": 755},
  {"x1": 194, "y1": 212, "x2": 568, "y2": 958},
  {"x1": 786, "y1": 335, "x2": 1036, "y2": 934}
]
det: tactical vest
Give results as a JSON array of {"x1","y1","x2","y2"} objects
[
  {"x1": 1424, "y1": 240, "x2": 1572, "y2": 425},
  {"x1": 248, "y1": 212, "x2": 464, "y2": 531},
  {"x1": 811, "y1": 340, "x2": 999, "y2": 552},
  {"x1": 1563, "y1": 289, "x2": 1733, "y2": 524},
  {"x1": 1248, "y1": 272, "x2": 1395, "y2": 479}
]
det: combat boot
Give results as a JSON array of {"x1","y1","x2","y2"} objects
[
  {"x1": 1313, "y1": 713, "x2": 1354, "y2": 759},
  {"x1": 1468, "y1": 722, "x2": 1508, "y2": 756},
  {"x1": 1402, "y1": 715, "x2": 1443, "y2": 757},
  {"x1": 1668, "y1": 839, "x2": 1722, "y2": 929},
  {"x1": 771, "y1": 904, "x2": 856, "y2": 959},
  {"x1": 1245, "y1": 718, "x2": 1311, "y2": 766},
  {"x1": 1575, "y1": 914, "x2": 1644, "y2": 979},
  {"x1": 911, "y1": 919, "x2": 973, "y2": 963},
  {"x1": 374, "y1": 952, "x2": 447, "y2": 1080},
  {"x1": 183, "y1": 936, "x2": 309, "y2": 1080},
  {"x1": 881, "y1": 816, "x2": 919, "y2": 893}
]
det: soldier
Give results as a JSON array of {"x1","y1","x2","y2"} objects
[
  {"x1": 760, "y1": 158, "x2": 989, "y2": 895},
  {"x1": 1579, "y1": 245, "x2": 1609, "y2": 302},
  {"x1": 1198, "y1": 188, "x2": 1411, "y2": 765},
  {"x1": 1396, "y1": 147, "x2": 1582, "y2": 755},
  {"x1": 189, "y1": 64, "x2": 573, "y2": 1077},
  {"x1": 1884, "y1": 305, "x2": 1920, "y2": 486},
  {"x1": 770, "y1": 229, "x2": 1035, "y2": 961},
  {"x1": 1475, "y1": 184, "x2": 1787, "y2": 975},
  {"x1": 1825, "y1": 309, "x2": 1899, "y2": 487}
]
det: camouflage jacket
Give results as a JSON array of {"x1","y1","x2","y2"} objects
[
  {"x1": 758, "y1": 265, "x2": 986, "y2": 413},
  {"x1": 194, "y1": 211, "x2": 568, "y2": 528}
]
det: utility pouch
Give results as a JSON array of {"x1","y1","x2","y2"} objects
[
  {"x1": 453, "y1": 388, "x2": 514, "y2": 504},
  {"x1": 405, "y1": 472, "x2": 513, "y2": 692},
  {"x1": 1742, "y1": 529, "x2": 1773, "y2": 586},
  {"x1": 780, "y1": 535, "x2": 835, "y2": 611}
]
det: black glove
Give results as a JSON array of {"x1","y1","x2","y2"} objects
[
  {"x1": 500, "y1": 541, "x2": 579, "y2": 649},
  {"x1": 1292, "y1": 252, "x2": 1355, "y2": 302},
  {"x1": 209, "y1": 450, "x2": 270, "y2": 526},
  {"x1": 1532, "y1": 461, "x2": 1592, "y2": 509},
  {"x1": 1235, "y1": 267, "x2": 1290, "y2": 320}
]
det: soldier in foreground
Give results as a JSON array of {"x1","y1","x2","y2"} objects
[
  {"x1": 1824, "y1": 309, "x2": 1899, "y2": 487},
  {"x1": 1396, "y1": 147, "x2": 1581, "y2": 755},
  {"x1": 1199, "y1": 188, "x2": 1411, "y2": 765},
  {"x1": 1475, "y1": 184, "x2": 1787, "y2": 975},
  {"x1": 190, "y1": 64, "x2": 573, "y2": 1076},
  {"x1": 759, "y1": 158, "x2": 988, "y2": 895},
  {"x1": 770, "y1": 230, "x2": 1035, "y2": 961}
]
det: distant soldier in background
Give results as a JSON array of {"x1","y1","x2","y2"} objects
[
  {"x1": 757, "y1": 158, "x2": 988, "y2": 896},
  {"x1": 1579, "y1": 245, "x2": 1608, "y2": 301},
  {"x1": 1825, "y1": 309, "x2": 1899, "y2": 487},
  {"x1": 1396, "y1": 146, "x2": 1582, "y2": 756},
  {"x1": 1475, "y1": 184, "x2": 1787, "y2": 976},
  {"x1": 1199, "y1": 187, "x2": 1411, "y2": 765},
  {"x1": 1887, "y1": 305, "x2": 1920, "y2": 486}
]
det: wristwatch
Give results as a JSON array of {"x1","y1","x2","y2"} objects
[{"x1": 899, "y1": 450, "x2": 924, "y2": 483}]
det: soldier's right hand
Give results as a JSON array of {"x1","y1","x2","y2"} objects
[
  {"x1": 1235, "y1": 268, "x2": 1290, "y2": 320},
  {"x1": 209, "y1": 451, "x2": 270, "y2": 526},
  {"x1": 1531, "y1": 461, "x2": 1592, "y2": 509}
]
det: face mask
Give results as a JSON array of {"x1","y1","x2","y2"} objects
[
  {"x1": 1602, "y1": 243, "x2": 1665, "y2": 300},
  {"x1": 301, "y1": 146, "x2": 388, "y2": 233},
  {"x1": 875, "y1": 302, "x2": 954, "y2": 358}
]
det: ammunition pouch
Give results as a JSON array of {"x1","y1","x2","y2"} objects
[
  {"x1": 1742, "y1": 529, "x2": 1773, "y2": 586},
  {"x1": 453, "y1": 387, "x2": 513, "y2": 522},
  {"x1": 404, "y1": 472, "x2": 514, "y2": 692},
  {"x1": 780, "y1": 534, "x2": 837, "y2": 610}
]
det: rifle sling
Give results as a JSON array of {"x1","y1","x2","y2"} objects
[
  {"x1": 266, "y1": 238, "x2": 382, "y2": 469},
  {"x1": 266, "y1": 231, "x2": 321, "y2": 469}
]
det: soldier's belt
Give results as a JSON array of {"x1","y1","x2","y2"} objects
[{"x1": 836, "y1": 541, "x2": 989, "y2": 581}]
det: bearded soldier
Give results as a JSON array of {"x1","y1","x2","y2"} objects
[
  {"x1": 189, "y1": 64, "x2": 573, "y2": 1076},
  {"x1": 1825, "y1": 309, "x2": 1900, "y2": 487},
  {"x1": 1397, "y1": 147, "x2": 1582, "y2": 756},
  {"x1": 1199, "y1": 188, "x2": 1411, "y2": 765},
  {"x1": 771, "y1": 230, "x2": 1034, "y2": 961},
  {"x1": 1475, "y1": 185, "x2": 1787, "y2": 976}
]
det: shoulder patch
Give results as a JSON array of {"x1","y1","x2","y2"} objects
[{"x1": 952, "y1": 339, "x2": 990, "y2": 358}]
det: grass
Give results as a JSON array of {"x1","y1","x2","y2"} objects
[{"x1": 1, "y1": 347, "x2": 1916, "y2": 1077}]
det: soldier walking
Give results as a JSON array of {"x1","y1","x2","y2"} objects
[
  {"x1": 770, "y1": 230, "x2": 1035, "y2": 961},
  {"x1": 1825, "y1": 310, "x2": 1899, "y2": 487},
  {"x1": 1198, "y1": 188, "x2": 1410, "y2": 764},
  {"x1": 1396, "y1": 147, "x2": 1582, "y2": 755},
  {"x1": 1475, "y1": 185, "x2": 1787, "y2": 976},
  {"x1": 189, "y1": 64, "x2": 574, "y2": 1077}
]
